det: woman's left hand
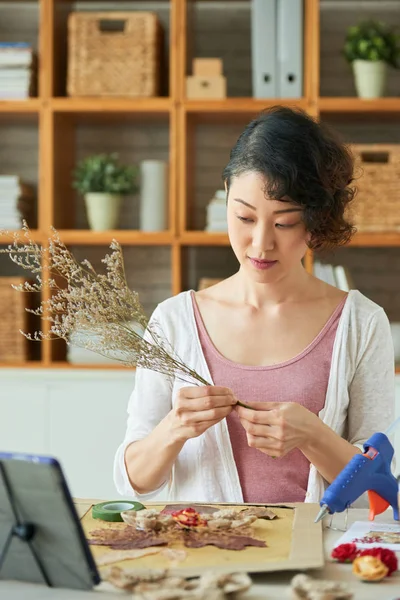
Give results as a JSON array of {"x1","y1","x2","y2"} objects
[{"x1": 235, "y1": 401, "x2": 321, "y2": 458}]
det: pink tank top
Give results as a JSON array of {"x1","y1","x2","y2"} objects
[{"x1": 191, "y1": 292, "x2": 346, "y2": 503}]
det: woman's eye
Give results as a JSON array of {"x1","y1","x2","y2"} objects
[
  {"x1": 237, "y1": 216, "x2": 254, "y2": 223},
  {"x1": 275, "y1": 223, "x2": 296, "y2": 229}
]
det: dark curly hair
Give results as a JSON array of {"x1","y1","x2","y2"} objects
[{"x1": 222, "y1": 106, "x2": 356, "y2": 251}]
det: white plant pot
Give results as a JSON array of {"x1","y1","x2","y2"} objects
[
  {"x1": 84, "y1": 193, "x2": 122, "y2": 231},
  {"x1": 352, "y1": 60, "x2": 387, "y2": 99}
]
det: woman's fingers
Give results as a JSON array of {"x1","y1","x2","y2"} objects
[
  {"x1": 236, "y1": 405, "x2": 281, "y2": 426},
  {"x1": 239, "y1": 418, "x2": 276, "y2": 438},
  {"x1": 179, "y1": 386, "x2": 234, "y2": 400},
  {"x1": 178, "y1": 393, "x2": 236, "y2": 412},
  {"x1": 182, "y1": 405, "x2": 233, "y2": 424},
  {"x1": 246, "y1": 434, "x2": 289, "y2": 457}
]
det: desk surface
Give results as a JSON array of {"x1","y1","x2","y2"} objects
[{"x1": 1, "y1": 501, "x2": 399, "y2": 600}]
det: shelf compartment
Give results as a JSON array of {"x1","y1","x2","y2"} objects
[
  {"x1": 51, "y1": 113, "x2": 172, "y2": 231},
  {"x1": 52, "y1": 1, "x2": 173, "y2": 99},
  {"x1": 0, "y1": 243, "x2": 43, "y2": 363},
  {"x1": 51, "y1": 243, "x2": 173, "y2": 364},
  {"x1": 315, "y1": 246, "x2": 400, "y2": 325}
]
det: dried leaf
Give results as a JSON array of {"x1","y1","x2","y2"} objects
[{"x1": 183, "y1": 531, "x2": 266, "y2": 551}]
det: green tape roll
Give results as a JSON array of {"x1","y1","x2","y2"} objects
[{"x1": 92, "y1": 500, "x2": 145, "y2": 522}]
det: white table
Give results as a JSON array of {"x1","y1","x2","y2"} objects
[{"x1": 1, "y1": 505, "x2": 399, "y2": 600}]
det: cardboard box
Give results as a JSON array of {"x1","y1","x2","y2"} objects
[
  {"x1": 186, "y1": 75, "x2": 226, "y2": 99},
  {"x1": 193, "y1": 58, "x2": 223, "y2": 77}
]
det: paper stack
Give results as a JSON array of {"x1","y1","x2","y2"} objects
[
  {"x1": 0, "y1": 175, "x2": 35, "y2": 230},
  {"x1": 205, "y1": 190, "x2": 228, "y2": 232},
  {"x1": 0, "y1": 42, "x2": 35, "y2": 99}
]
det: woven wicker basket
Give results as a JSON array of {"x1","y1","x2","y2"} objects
[
  {"x1": 351, "y1": 144, "x2": 400, "y2": 232},
  {"x1": 0, "y1": 277, "x2": 28, "y2": 362},
  {"x1": 67, "y1": 12, "x2": 161, "y2": 97}
]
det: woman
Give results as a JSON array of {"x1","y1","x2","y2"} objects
[{"x1": 114, "y1": 106, "x2": 395, "y2": 504}]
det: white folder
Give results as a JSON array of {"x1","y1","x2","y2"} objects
[
  {"x1": 277, "y1": 0, "x2": 303, "y2": 98},
  {"x1": 251, "y1": 0, "x2": 277, "y2": 98}
]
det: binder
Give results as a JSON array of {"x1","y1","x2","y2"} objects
[
  {"x1": 251, "y1": 0, "x2": 277, "y2": 98},
  {"x1": 277, "y1": 0, "x2": 303, "y2": 98}
]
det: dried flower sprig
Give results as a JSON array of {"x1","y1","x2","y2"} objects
[{"x1": 0, "y1": 223, "x2": 210, "y2": 388}]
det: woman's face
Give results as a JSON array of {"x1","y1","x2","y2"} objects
[{"x1": 226, "y1": 172, "x2": 310, "y2": 282}]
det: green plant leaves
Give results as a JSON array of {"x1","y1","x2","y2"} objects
[
  {"x1": 73, "y1": 153, "x2": 139, "y2": 195},
  {"x1": 343, "y1": 20, "x2": 400, "y2": 68}
]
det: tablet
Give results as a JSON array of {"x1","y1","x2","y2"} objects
[{"x1": 0, "y1": 452, "x2": 100, "y2": 589}]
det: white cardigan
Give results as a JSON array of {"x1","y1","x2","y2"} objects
[{"x1": 114, "y1": 290, "x2": 395, "y2": 504}]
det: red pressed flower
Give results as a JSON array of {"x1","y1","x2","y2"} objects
[
  {"x1": 171, "y1": 507, "x2": 207, "y2": 528},
  {"x1": 331, "y1": 543, "x2": 359, "y2": 563},
  {"x1": 358, "y1": 548, "x2": 398, "y2": 576}
]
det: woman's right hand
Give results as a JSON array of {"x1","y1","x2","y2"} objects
[{"x1": 168, "y1": 385, "x2": 236, "y2": 443}]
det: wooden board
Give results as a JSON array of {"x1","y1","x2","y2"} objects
[{"x1": 80, "y1": 502, "x2": 324, "y2": 577}]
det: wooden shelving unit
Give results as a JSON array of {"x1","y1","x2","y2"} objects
[{"x1": 1, "y1": 0, "x2": 400, "y2": 369}]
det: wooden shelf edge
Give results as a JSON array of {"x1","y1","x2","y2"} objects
[
  {"x1": 184, "y1": 98, "x2": 309, "y2": 113},
  {"x1": 319, "y1": 97, "x2": 400, "y2": 114},
  {"x1": 0, "y1": 99, "x2": 41, "y2": 113},
  {"x1": 0, "y1": 361, "x2": 129, "y2": 370},
  {"x1": 59, "y1": 230, "x2": 174, "y2": 245},
  {"x1": 0, "y1": 362, "x2": 46, "y2": 369},
  {"x1": 50, "y1": 97, "x2": 173, "y2": 114},
  {"x1": 0, "y1": 229, "x2": 42, "y2": 243},
  {"x1": 349, "y1": 232, "x2": 400, "y2": 247},
  {"x1": 51, "y1": 362, "x2": 131, "y2": 370},
  {"x1": 180, "y1": 231, "x2": 230, "y2": 246}
]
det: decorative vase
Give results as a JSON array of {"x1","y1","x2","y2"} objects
[
  {"x1": 352, "y1": 60, "x2": 387, "y2": 99},
  {"x1": 139, "y1": 160, "x2": 168, "y2": 231},
  {"x1": 84, "y1": 193, "x2": 122, "y2": 231}
]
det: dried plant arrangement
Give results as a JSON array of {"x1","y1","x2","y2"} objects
[
  {"x1": 88, "y1": 506, "x2": 277, "y2": 552},
  {"x1": 0, "y1": 224, "x2": 209, "y2": 387}
]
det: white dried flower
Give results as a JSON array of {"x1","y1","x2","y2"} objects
[{"x1": 0, "y1": 223, "x2": 210, "y2": 387}]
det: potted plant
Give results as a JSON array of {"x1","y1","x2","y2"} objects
[
  {"x1": 73, "y1": 153, "x2": 138, "y2": 231},
  {"x1": 343, "y1": 20, "x2": 400, "y2": 99}
]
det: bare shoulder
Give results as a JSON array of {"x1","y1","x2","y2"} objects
[
  {"x1": 194, "y1": 276, "x2": 236, "y2": 307},
  {"x1": 309, "y1": 275, "x2": 348, "y2": 309}
]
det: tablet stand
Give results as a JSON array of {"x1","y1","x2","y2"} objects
[{"x1": 0, "y1": 463, "x2": 51, "y2": 586}]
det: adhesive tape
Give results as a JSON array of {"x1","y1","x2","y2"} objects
[{"x1": 92, "y1": 500, "x2": 145, "y2": 522}]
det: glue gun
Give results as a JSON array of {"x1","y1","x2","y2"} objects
[{"x1": 315, "y1": 432, "x2": 399, "y2": 523}]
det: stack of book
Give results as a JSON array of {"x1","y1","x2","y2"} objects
[
  {"x1": 0, "y1": 42, "x2": 35, "y2": 99},
  {"x1": 0, "y1": 175, "x2": 35, "y2": 230},
  {"x1": 205, "y1": 190, "x2": 228, "y2": 232},
  {"x1": 313, "y1": 261, "x2": 353, "y2": 292}
]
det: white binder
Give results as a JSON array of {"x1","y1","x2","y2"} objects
[
  {"x1": 277, "y1": 0, "x2": 303, "y2": 98},
  {"x1": 251, "y1": 0, "x2": 277, "y2": 98}
]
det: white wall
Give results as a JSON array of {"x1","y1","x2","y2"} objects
[
  {"x1": 1, "y1": 369, "x2": 399, "y2": 500},
  {"x1": 0, "y1": 369, "x2": 134, "y2": 500}
]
